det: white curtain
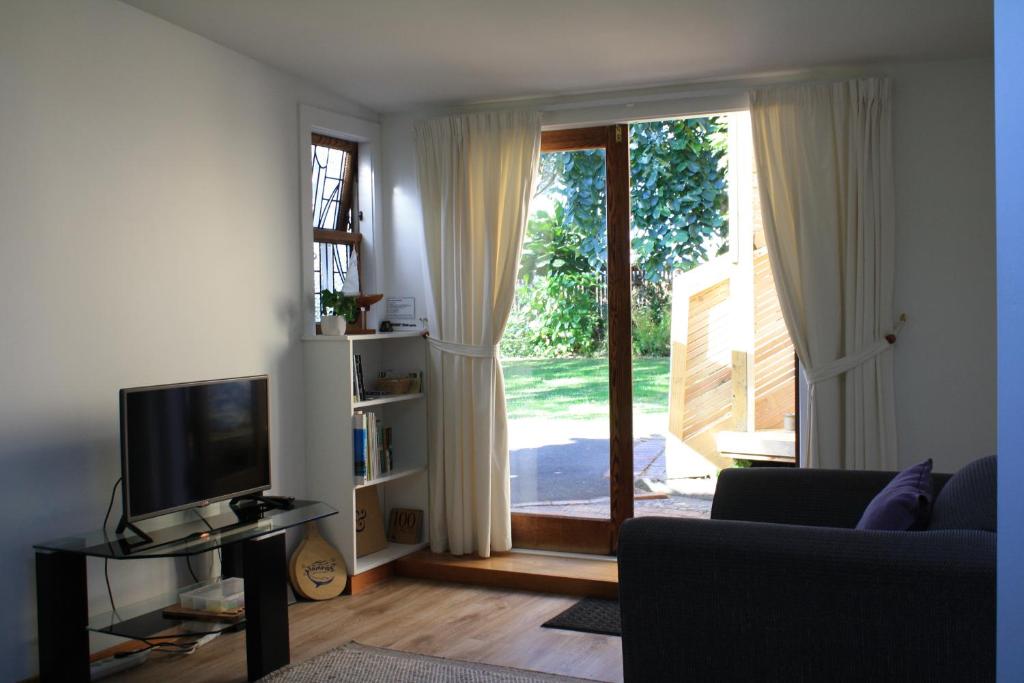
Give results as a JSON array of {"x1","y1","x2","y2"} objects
[
  {"x1": 414, "y1": 111, "x2": 541, "y2": 556},
  {"x1": 750, "y1": 78, "x2": 899, "y2": 470}
]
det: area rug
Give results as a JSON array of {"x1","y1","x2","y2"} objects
[
  {"x1": 258, "y1": 642, "x2": 596, "y2": 682},
  {"x1": 542, "y1": 598, "x2": 621, "y2": 637}
]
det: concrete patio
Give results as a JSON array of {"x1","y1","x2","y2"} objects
[{"x1": 509, "y1": 415, "x2": 715, "y2": 519}]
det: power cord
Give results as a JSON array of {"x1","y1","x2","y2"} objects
[
  {"x1": 102, "y1": 478, "x2": 123, "y2": 620},
  {"x1": 101, "y1": 478, "x2": 212, "y2": 620},
  {"x1": 114, "y1": 637, "x2": 204, "y2": 658},
  {"x1": 191, "y1": 508, "x2": 223, "y2": 574},
  {"x1": 100, "y1": 477, "x2": 222, "y2": 655}
]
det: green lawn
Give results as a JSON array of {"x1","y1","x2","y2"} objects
[{"x1": 502, "y1": 357, "x2": 670, "y2": 421}]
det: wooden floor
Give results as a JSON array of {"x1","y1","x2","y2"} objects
[{"x1": 109, "y1": 577, "x2": 623, "y2": 682}]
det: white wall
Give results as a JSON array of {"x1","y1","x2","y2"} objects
[
  {"x1": 380, "y1": 112, "x2": 430, "y2": 311},
  {"x1": 380, "y1": 58, "x2": 996, "y2": 474},
  {"x1": 0, "y1": 0, "x2": 375, "y2": 678},
  {"x1": 995, "y1": 0, "x2": 1024, "y2": 677},
  {"x1": 889, "y1": 59, "x2": 996, "y2": 473}
]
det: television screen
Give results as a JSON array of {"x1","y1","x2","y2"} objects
[{"x1": 120, "y1": 376, "x2": 271, "y2": 522}]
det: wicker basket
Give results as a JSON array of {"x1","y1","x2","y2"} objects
[{"x1": 375, "y1": 377, "x2": 418, "y2": 394}]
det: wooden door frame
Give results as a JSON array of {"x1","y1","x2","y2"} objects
[{"x1": 511, "y1": 124, "x2": 633, "y2": 555}]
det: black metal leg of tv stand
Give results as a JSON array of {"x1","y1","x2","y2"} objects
[
  {"x1": 35, "y1": 550, "x2": 90, "y2": 682},
  {"x1": 240, "y1": 531, "x2": 290, "y2": 680}
]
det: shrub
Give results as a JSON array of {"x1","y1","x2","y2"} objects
[{"x1": 632, "y1": 303, "x2": 670, "y2": 357}]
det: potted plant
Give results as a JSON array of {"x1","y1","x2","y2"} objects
[{"x1": 320, "y1": 289, "x2": 359, "y2": 336}]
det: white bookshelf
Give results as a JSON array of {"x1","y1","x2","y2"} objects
[
  {"x1": 354, "y1": 392, "x2": 424, "y2": 409},
  {"x1": 354, "y1": 465, "x2": 427, "y2": 489},
  {"x1": 302, "y1": 333, "x2": 429, "y2": 578},
  {"x1": 355, "y1": 541, "x2": 431, "y2": 573}
]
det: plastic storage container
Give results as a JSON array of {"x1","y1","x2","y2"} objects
[{"x1": 179, "y1": 577, "x2": 245, "y2": 612}]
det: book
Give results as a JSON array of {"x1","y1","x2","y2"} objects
[
  {"x1": 353, "y1": 354, "x2": 367, "y2": 401},
  {"x1": 366, "y1": 412, "x2": 376, "y2": 480},
  {"x1": 352, "y1": 411, "x2": 366, "y2": 483},
  {"x1": 356, "y1": 412, "x2": 395, "y2": 483}
]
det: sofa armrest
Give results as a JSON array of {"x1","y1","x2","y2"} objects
[
  {"x1": 618, "y1": 516, "x2": 994, "y2": 683},
  {"x1": 711, "y1": 467, "x2": 951, "y2": 528}
]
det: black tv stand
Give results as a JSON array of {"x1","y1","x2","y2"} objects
[
  {"x1": 35, "y1": 500, "x2": 337, "y2": 682},
  {"x1": 114, "y1": 515, "x2": 153, "y2": 546}
]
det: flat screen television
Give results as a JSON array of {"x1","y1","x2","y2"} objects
[{"x1": 119, "y1": 375, "x2": 271, "y2": 525}]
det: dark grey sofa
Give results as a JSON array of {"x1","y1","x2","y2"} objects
[{"x1": 618, "y1": 458, "x2": 996, "y2": 682}]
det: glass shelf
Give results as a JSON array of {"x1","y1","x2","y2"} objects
[
  {"x1": 88, "y1": 589, "x2": 243, "y2": 639},
  {"x1": 34, "y1": 500, "x2": 336, "y2": 560}
]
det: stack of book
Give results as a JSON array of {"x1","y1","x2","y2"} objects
[
  {"x1": 352, "y1": 353, "x2": 367, "y2": 402},
  {"x1": 352, "y1": 411, "x2": 393, "y2": 484}
]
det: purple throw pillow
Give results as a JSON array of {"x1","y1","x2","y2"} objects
[{"x1": 856, "y1": 459, "x2": 934, "y2": 531}]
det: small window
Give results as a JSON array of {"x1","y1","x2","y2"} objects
[{"x1": 311, "y1": 133, "x2": 360, "y2": 322}]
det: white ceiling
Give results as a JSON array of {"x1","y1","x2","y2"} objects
[{"x1": 122, "y1": 0, "x2": 992, "y2": 113}]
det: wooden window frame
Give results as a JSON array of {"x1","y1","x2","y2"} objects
[{"x1": 312, "y1": 133, "x2": 367, "y2": 333}]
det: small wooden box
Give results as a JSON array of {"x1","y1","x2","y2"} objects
[{"x1": 388, "y1": 508, "x2": 423, "y2": 544}]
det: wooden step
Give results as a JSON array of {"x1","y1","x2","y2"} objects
[{"x1": 395, "y1": 550, "x2": 618, "y2": 600}]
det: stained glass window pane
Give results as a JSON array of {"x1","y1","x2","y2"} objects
[
  {"x1": 311, "y1": 134, "x2": 359, "y2": 326},
  {"x1": 311, "y1": 144, "x2": 353, "y2": 231}
]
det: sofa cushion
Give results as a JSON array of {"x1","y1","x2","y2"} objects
[
  {"x1": 928, "y1": 455, "x2": 997, "y2": 532},
  {"x1": 856, "y1": 459, "x2": 933, "y2": 531}
]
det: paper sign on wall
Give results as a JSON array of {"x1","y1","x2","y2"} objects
[{"x1": 385, "y1": 297, "x2": 415, "y2": 320}]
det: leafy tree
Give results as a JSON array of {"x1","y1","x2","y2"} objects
[
  {"x1": 502, "y1": 117, "x2": 729, "y2": 359},
  {"x1": 630, "y1": 118, "x2": 729, "y2": 286}
]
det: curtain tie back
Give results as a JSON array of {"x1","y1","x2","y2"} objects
[
  {"x1": 427, "y1": 336, "x2": 499, "y2": 358},
  {"x1": 804, "y1": 316, "x2": 906, "y2": 386}
]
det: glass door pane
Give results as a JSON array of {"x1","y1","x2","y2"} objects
[
  {"x1": 629, "y1": 116, "x2": 730, "y2": 519},
  {"x1": 629, "y1": 113, "x2": 796, "y2": 520},
  {"x1": 503, "y1": 147, "x2": 611, "y2": 520}
]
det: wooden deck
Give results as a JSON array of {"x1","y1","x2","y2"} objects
[{"x1": 716, "y1": 429, "x2": 796, "y2": 463}]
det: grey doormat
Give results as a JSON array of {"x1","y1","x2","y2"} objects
[
  {"x1": 541, "y1": 598, "x2": 621, "y2": 636},
  {"x1": 258, "y1": 642, "x2": 596, "y2": 682}
]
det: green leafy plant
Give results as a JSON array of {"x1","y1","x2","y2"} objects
[{"x1": 320, "y1": 289, "x2": 359, "y2": 323}]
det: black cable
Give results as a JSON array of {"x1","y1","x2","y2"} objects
[
  {"x1": 192, "y1": 508, "x2": 215, "y2": 531},
  {"x1": 103, "y1": 477, "x2": 122, "y2": 532},
  {"x1": 185, "y1": 555, "x2": 199, "y2": 583},
  {"x1": 102, "y1": 478, "x2": 123, "y2": 620},
  {"x1": 191, "y1": 508, "x2": 223, "y2": 574},
  {"x1": 113, "y1": 637, "x2": 205, "y2": 658}
]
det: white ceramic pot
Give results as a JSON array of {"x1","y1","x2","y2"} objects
[{"x1": 321, "y1": 315, "x2": 347, "y2": 336}]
